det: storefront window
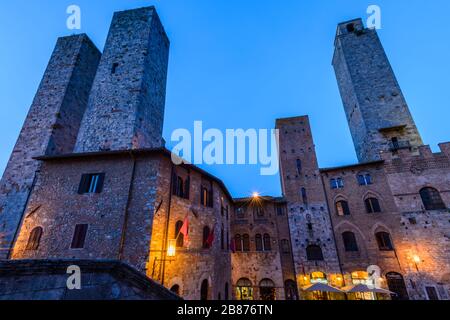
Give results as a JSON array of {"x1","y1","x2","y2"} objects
[{"x1": 236, "y1": 278, "x2": 253, "y2": 300}]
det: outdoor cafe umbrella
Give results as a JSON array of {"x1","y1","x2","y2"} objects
[
  {"x1": 302, "y1": 283, "x2": 344, "y2": 293},
  {"x1": 342, "y1": 284, "x2": 395, "y2": 295}
]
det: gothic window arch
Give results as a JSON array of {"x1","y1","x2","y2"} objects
[
  {"x1": 336, "y1": 200, "x2": 351, "y2": 216},
  {"x1": 175, "y1": 220, "x2": 184, "y2": 248},
  {"x1": 26, "y1": 226, "x2": 43, "y2": 251},
  {"x1": 242, "y1": 234, "x2": 250, "y2": 252},
  {"x1": 342, "y1": 231, "x2": 359, "y2": 252},
  {"x1": 420, "y1": 187, "x2": 446, "y2": 211},
  {"x1": 202, "y1": 226, "x2": 211, "y2": 249},
  {"x1": 306, "y1": 245, "x2": 324, "y2": 261},
  {"x1": 263, "y1": 234, "x2": 271, "y2": 251},
  {"x1": 255, "y1": 234, "x2": 263, "y2": 251},
  {"x1": 365, "y1": 197, "x2": 381, "y2": 213},
  {"x1": 235, "y1": 234, "x2": 242, "y2": 252},
  {"x1": 375, "y1": 232, "x2": 394, "y2": 251}
]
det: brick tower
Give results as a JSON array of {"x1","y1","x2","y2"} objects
[
  {"x1": 74, "y1": 7, "x2": 170, "y2": 153},
  {"x1": 332, "y1": 18, "x2": 423, "y2": 163},
  {"x1": 277, "y1": 116, "x2": 341, "y2": 287},
  {"x1": 0, "y1": 34, "x2": 101, "y2": 258}
]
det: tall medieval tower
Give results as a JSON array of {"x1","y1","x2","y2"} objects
[
  {"x1": 277, "y1": 117, "x2": 341, "y2": 285},
  {"x1": 74, "y1": 7, "x2": 169, "y2": 152},
  {"x1": 0, "y1": 35, "x2": 100, "y2": 259},
  {"x1": 332, "y1": 19, "x2": 423, "y2": 163}
]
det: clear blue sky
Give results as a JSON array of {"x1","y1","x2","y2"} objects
[{"x1": 1, "y1": 0, "x2": 449, "y2": 198}]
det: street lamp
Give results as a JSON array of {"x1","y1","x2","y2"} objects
[
  {"x1": 413, "y1": 255, "x2": 421, "y2": 272},
  {"x1": 167, "y1": 239, "x2": 177, "y2": 258}
]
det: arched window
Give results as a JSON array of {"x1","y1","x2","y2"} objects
[
  {"x1": 203, "y1": 226, "x2": 211, "y2": 249},
  {"x1": 342, "y1": 232, "x2": 359, "y2": 252},
  {"x1": 255, "y1": 234, "x2": 263, "y2": 251},
  {"x1": 259, "y1": 279, "x2": 276, "y2": 300},
  {"x1": 420, "y1": 187, "x2": 446, "y2": 211},
  {"x1": 263, "y1": 234, "x2": 271, "y2": 251},
  {"x1": 365, "y1": 197, "x2": 381, "y2": 213},
  {"x1": 336, "y1": 200, "x2": 350, "y2": 216},
  {"x1": 170, "y1": 284, "x2": 180, "y2": 296},
  {"x1": 281, "y1": 239, "x2": 290, "y2": 254},
  {"x1": 175, "y1": 221, "x2": 184, "y2": 248},
  {"x1": 242, "y1": 234, "x2": 250, "y2": 252},
  {"x1": 236, "y1": 278, "x2": 253, "y2": 300},
  {"x1": 235, "y1": 234, "x2": 242, "y2": 252},
  {"x1": 284, "y1": 280, "x2": 299, "y2": 300},
  {"x1": 26, "y1": 227, "x2": 43, "y2": 251},
  {"x1": 225, "y1": 282, "x2": 229, "y2": 300},
  {"x1": 376, "y1": 232, "x2": 394, "y2": 251},
  {"x1": 200, "y1": 279, "x2": 209, "y2": 300},
  {"x1": 306, "y1": 245, "x2": 324, "y2": 261}
]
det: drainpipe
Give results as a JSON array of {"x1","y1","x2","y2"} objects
[{"x1": 118, "y1": 152, "x2": 137, "y2": 261}]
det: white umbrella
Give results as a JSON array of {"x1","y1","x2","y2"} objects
[
  {"x1": 302, "y1": 283, "x2": 344, "y2": 293},
  {"x1": 343, "y1": 284, "x2": 395, "y2": 295}
]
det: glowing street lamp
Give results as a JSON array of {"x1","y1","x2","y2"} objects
[
  {"x1": 413, "y1": 255, "x2": 421, "y2": 272},
  {"x1": 167, "y1": 239, "x2": 176, "y2": 258},
  {"x1": 252, "y1": 192, "x2": 260, "y2": 199}
]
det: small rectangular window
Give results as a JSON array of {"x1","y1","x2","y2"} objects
[
  {"x1": 330, "y1": 178, "x2": 344, "y2": 189},
  {"x1": 200, "y1": 186, "x2": 213, "y2": 208},
  {"x1": 112, "y1": 63, "x2": 119, "y2": 74},
  {"x1": 71, "y1": 224, "x2": 88, "y2": 249},
  {"x1": 78, "y1": 173, "x2": 105, "y2": 194},
  {"x1": 358, "y1": 174, "x2": 372, "y2": 186}
]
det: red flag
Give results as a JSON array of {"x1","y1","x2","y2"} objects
[
  {"x1": 206, "y1": 226, "x2": 215, "y2": 248},
  {"x1": 179, "y1": 216, "x2": 189, "y2": 245}
]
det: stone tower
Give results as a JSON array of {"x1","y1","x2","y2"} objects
[
  {"x1": 276, "y1": 116, "x2": 341, "y2": 285},
  {"x1": 332, "y1": 18, "x2": 423, "y2": 163},
  {"x1": 75, "y1": 7, "x2": 170, "y2": 153},
  {"x1": 0, "y1": 34, "x2": 101, "y2": 258}
]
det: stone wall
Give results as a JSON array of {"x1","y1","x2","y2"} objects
[
  {"x1": 0, "y1": 259, "x2": 180, "y2": 300},
  {"x1": 0, "y1": 34, "x2": 100, "y2": 259},
  {"x1": 148, "y1": 155, "x2": 232, "y2": 300}
]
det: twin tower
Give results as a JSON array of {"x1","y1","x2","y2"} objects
[
  {"x1": 0, "y1": 7, "x2": 169, "y2": 257},
  {"x1": 0, "y1": 9, "x2": 423, "y2": 258}
]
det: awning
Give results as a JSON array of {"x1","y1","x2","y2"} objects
[
  {"x1": 302, "y1": 283, "x2": 344, "y2": 293},
  {"x1": 342, "y1": 284, "x2": 395, "y2": 295}
]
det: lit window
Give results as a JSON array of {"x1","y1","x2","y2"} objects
[{"x1": 336, "y1": 200, "x2": 351, "y2": 216}]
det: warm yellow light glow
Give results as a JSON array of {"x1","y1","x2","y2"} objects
[
  {"x1": 413, "y1": 255, "x2": 421, "y2": 264},
  {"x1": 167, "y1": 239, "x2": 176, "y2": 257},
  {"x1": 337, "y1": 277, "x2": 343, "y2": 282},
  {"x1": 252, "y1": 192, "x2": 260, "y2": 198},
  {"x1": 303, "y1": 276, "x2": 308, "y2": 282}
]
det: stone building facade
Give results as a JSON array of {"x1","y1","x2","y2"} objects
[{"x1": 0, "y1": 7, "x2": 449, "y2": 300}]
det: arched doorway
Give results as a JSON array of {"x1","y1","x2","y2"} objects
[
  {"x1": 236, "y1": 278, "x2": 253, "y2": 300},
  {"x1": 200, "y1": 279, "x2": 209, "y2": 300},
  {"x1": 259, "y1": 279, "x2": 276, "y2": 300},
  {"x1": 386, "y1": 272, "x2": 409, "y2": 300},
  {"x1": 284, "y1": 280, "x2": 299, "y2": 300}
]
